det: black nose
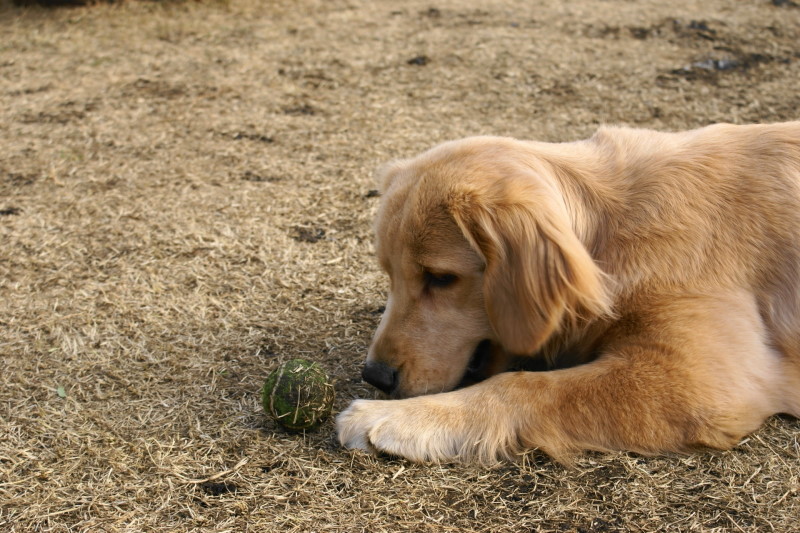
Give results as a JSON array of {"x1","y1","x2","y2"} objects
[{"x1": 361, "y1": 361, "x2": 398, "y2": 395}]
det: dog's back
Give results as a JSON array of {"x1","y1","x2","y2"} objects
[{"x1": 587, "y1": 123, "x2": 800, "y2": 415}]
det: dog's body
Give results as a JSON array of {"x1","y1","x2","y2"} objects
[{"x1": 337, "y1": 122, "x2": 800, "y2": 463}]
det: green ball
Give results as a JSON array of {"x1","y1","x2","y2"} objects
[{"x1": 262, "y1": 358, "x2": 335, "y2": 431}]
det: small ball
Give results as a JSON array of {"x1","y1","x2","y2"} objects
[{"x1": 262, "y1": 358, "x2": 335, "y2": 431}]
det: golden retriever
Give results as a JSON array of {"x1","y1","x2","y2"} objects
[{"x1": 336, "y1": 122, "x2": 800, "y2": 463}]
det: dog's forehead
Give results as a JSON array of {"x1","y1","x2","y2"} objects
[
  {"x1": 375, "y1": 165, "x2": 479, "y2": 271},
  {"x1": 373, "y1": 137, "x2": 529, "y2": 269}
]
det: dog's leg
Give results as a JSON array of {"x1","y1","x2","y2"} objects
[{"x1": 337, "y1": 292, "x2": 786, "y2": 463}]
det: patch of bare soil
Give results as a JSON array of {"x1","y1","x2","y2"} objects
[{"x1": 1, "y1": 0, "x2": 798, "y2": 531}]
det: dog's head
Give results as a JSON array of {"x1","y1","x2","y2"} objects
[{"x1": 362, "y1": 137, "x2": 612, "y2": 398}]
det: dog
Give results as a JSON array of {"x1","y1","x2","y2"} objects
[{"x1": 336, "y1": 122, "x2": 800, "y2": 463}]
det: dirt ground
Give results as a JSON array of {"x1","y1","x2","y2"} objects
[{"x1": 1, "y1": 0, "x2": 799, "y2": 531}]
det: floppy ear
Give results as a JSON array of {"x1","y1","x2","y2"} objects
[{"x1": 452, "y1": 190, "x2": 613, "y2": 355}]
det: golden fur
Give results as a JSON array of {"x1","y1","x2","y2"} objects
[{"x1": 336, "y1": 122, "x2": 800, "y2": 463}]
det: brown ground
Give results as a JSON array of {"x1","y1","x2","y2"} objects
[{"x1": 1, "y1": 0, "x2": 799, "y2": 531}]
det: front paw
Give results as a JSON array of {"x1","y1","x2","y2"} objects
[
  {"x1": 336, "y1": 394, "x2": 511, "y2": 463},
  {"x1": 335, "y1": 399, "x2": 394, "y2": 454}
]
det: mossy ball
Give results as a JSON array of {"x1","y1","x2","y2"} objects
[{"x1": 262, "y1": 358, "x2": 335, "y2": 431}]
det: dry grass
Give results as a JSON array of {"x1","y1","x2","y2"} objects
[{"x1": 1, "y1": 0, "x2": 799, "y2": 531}]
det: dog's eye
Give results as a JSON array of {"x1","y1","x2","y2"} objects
[{"x1": 424, "y1": 271, "x2": 458, "y2": 289}]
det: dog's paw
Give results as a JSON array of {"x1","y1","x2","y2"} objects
[
  {"x1": 336, "y1": 393, "x2": 512, "y2": 463},
  {"x1": 336, "y1": 396, "x2": 462, "y2": 462},
  {"x1": 335, "y1": 399, "x2": 393, "y2": 454}
]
